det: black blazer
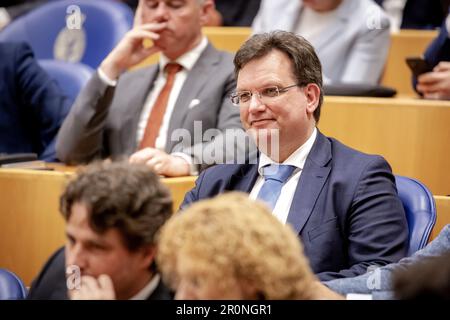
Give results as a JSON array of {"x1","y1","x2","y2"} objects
[{"x1": 27, "y1": 247, "x2": 172, "y2": 300}]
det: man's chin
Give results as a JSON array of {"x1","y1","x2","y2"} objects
[
  {"x1": 248, "y1": 128, "x2": 280, "y2": 155},
  {"x1": 154, "y1": 39, "x2": 169, "y2": 51}
]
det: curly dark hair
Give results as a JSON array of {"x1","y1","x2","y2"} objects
[{"x1": 60, "y1": 161, "x2": 173, "y2": 252}]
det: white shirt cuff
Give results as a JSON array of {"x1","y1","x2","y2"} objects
[
  {"x1": 97, "y1": 67, "x2": 118, "y2": 87},
  {"x1": 0, "y1": 8, "x2": 11, "y2": 30},
  {"x1": 171, "y1": 152, "x2": 199, "y2": 176},
  {"x1": 346, "y1": 293, "x2": 373, "y2": 300}
]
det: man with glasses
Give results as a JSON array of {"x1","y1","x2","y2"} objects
[
  {"x1": 181, "y1": 31, "x2": 408, "y2": 281},
  {"x1": 56, "y1": 0, "x2": 242, "y2": 176}
]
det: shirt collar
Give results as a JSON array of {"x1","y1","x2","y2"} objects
[
  {"x1": 159, "y1": 36, "x2": 208, "y2": 72},
  {"x1": 258, "y1": 127, "x2": 318, "y2": 175},
  {"x1": 129, "y1": 274, "x2": 161, "y2": 300}
]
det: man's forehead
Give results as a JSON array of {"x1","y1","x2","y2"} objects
[
  {"x1": 237, "y1": 65, "x2": 290, "y2": 90},
  {"x1": 237, "y1": 53, "x2": 296, "y2": 88},
  {"x1": 65, "y1": 222, "x2": 118, "y2": 246}
]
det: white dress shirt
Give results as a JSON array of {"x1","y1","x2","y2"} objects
[
  {"x1": 136, "y1": 37, "x2": 208, "y2": 150},
  {"x1": 249, "y1": 128, "x2": 317, "y2": 224},
  {"x1": 129, "y1": 274, "x2": 161, "y2": 300}
]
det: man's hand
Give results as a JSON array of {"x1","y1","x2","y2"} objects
[
  {"x1": 99, "y1": 23, "x2": 166, "y2": 80},
  {"x1": 129, "y1": 148, "x2": 190, "y2": 177},
  {"x1": 416, "y1": 61, "x2": 450, "y2": 100},
  {"x1": 69, "y1": 274, "x2": 116, "y2": 300},
  {"x1": 99, "y1": 0, "x2": 168, "y2": 80}
]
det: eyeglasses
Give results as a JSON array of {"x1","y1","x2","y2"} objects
[{"x1": 230, "y1": 84, "x2": 299, "y2": 107}]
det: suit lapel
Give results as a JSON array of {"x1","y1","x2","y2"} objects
[
  {"x1": 121, "y1": 65, "x2": 159, "y2": 152},
  {"x1": 165, "y1": 44, "x2": 220, "y2": 152},
  {"x1": 228, "y1": 164, "x2": 260, "y2": 193},
  {"x1": 287, "y1": 132, "x2": 332, "y2": 234}
]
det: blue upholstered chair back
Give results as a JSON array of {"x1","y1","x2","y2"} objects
[
  {"x1": 0, "y1": 269, "x2": 27, "y2": 300},
  {"x1": 38, "y1": 59, "x2": 93, "y2": 102},
  {"x1": 395, "y1": 175, "x2": 436, "y2": 256},
  {"x1": 0, "y1": 0, "x2": 133, "y2": 69}
]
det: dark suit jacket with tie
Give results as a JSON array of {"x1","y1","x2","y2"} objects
[
  {"x1": 181, "y1": 131, "x2": 409, "y2": 281},
  {"x1": 0, "y1": 42, "x2": 71, "y2": 161},
  {"x1": 27, "y1": 247, "x2": 173, "y2": 300},
  {"x1": 56, "y1": 43, "x2": 242, "y2": 166}
]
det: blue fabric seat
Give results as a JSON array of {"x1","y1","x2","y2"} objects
[
  {"x1": 0, "y1": 269, "x2": 27, "y2": 300},
  {"x1": 395, "y1": 175, "x2": 437, "y2": 256},
  {"x1": 38, "y1": 59, "x2": 93, "y2": 102},
  {"x1": 0, "y1": 0, "x2": 133, "y2": 69}
]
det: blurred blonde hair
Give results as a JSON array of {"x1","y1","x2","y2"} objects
[{"x1": 157, "y1": 192, "x2": 317, "y2": 299}]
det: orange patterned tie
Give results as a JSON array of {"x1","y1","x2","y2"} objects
[{"x1": 139, "y1": 62, "x2": 182, "y2": 149}]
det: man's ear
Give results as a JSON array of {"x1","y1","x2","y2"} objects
[
  {"x1": 304, "y1": 83, "x2": 320, "y2": 116},
  {"x1": 199, "y1": 0, "x2": 216, "y2": 27}
]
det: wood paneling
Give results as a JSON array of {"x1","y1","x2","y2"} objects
[{"x1": 320, "y1": 96, "x2": 450, "y2": 196}]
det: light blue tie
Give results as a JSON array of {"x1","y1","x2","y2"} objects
[{"x1": 256, "y1": 164, "x2": 296, "y2": 211}]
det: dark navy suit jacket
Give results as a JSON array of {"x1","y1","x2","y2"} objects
[
  {"x1": 424, "y1": 21, "x2": 450, "y2": 67},
  {"x1": 0, "y1": 42, "x2": 71, "y2": 161},
  {"x1": 412, "y1": 21, "x2": 450, "y2": 92},
  {"x1": 181, "y1": 131, "x2": 409, "y2": 281}
]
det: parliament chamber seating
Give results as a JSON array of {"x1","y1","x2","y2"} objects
[
  {"x1": 0, "y1": 0, "x2": 133, "y2": 69},
  {"x1": 0, "y1": 26, "x2": 448, "y2": 288}
]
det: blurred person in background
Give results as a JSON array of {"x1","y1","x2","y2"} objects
[
  {"x1": 415, "y1": 14, "x2": 450, "y2": 100},
  {"x1": 252, "y1": 0, "x2": 391, "y2": 85},
  {"x1": 157, "y1": 192, "x2": 342, "y2": 300},
  {"x1": 204, "y1": 0, "x2": 261, "y2": 26},
  {"x1": 325, "y1": 224, "x2": 450, "y2": 299},
  {"x1": 375, "y1": 0, "x2": 450, "y2": 31}
]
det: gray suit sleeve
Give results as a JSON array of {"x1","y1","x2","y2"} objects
[
  {"x1": 173, "y1": 58, "x2": 245, "y2": 171},
  {"x1": 324, "y1": 225, "x2": 450, "y2": 299},
  {"x1": 191, "y1": 79, "x2": 243, "y2": 170},
  {"x1": 340, "y1": 7, "x2": 391, "y2": 84},
  {"x1": 56, "y1": 71, "x2": 116, "y2": 164}
]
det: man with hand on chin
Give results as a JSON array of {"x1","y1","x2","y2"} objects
[
  {"x1": 57, "y1": 0, "x2": 242, "y2": 176},
  {"x1": 28, "y1": 162, "x2": 173, "y2": 300}
]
